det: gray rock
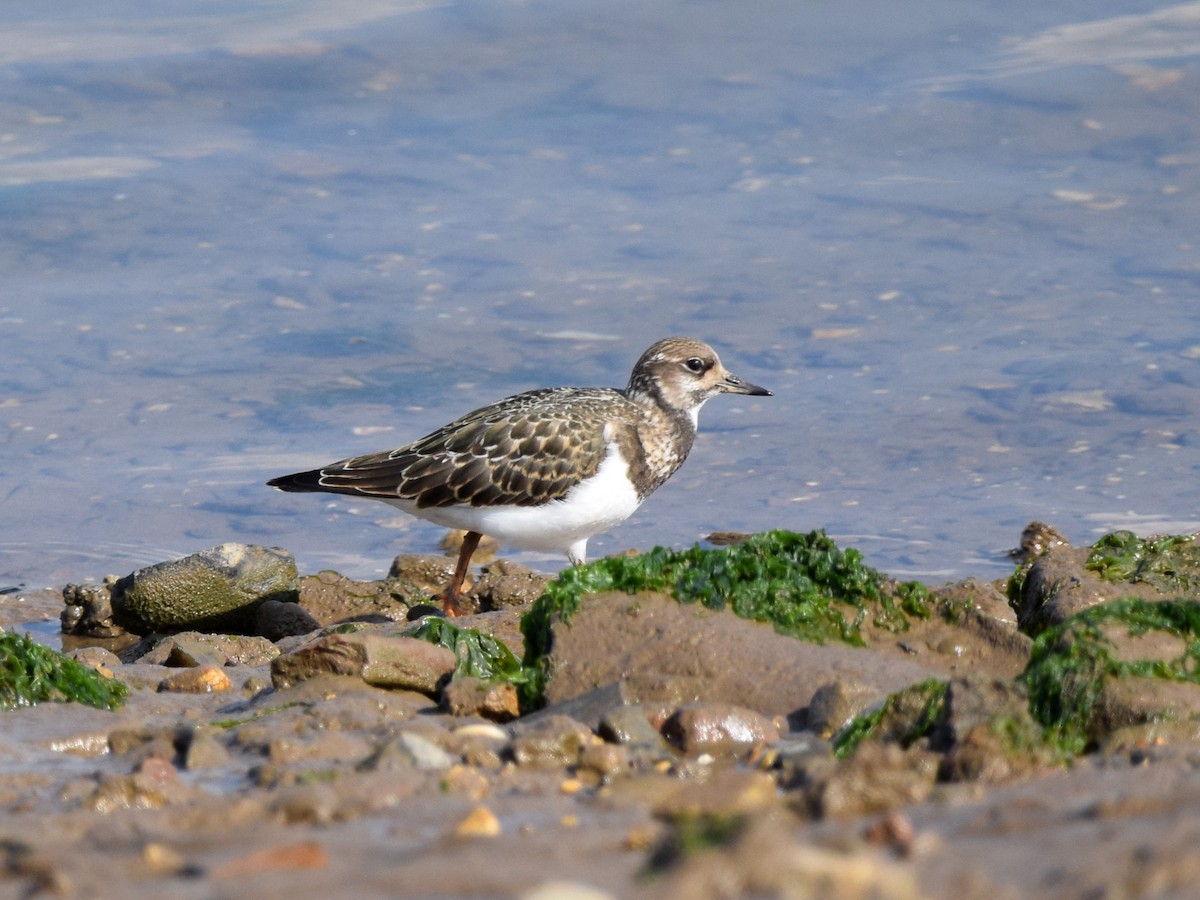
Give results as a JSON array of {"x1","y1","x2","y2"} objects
[
  {"x1": 110, "y1": 543, "x2": 299, "y2": 634},
  {"x1": 361, "y1": 732, "x2": 455, "y2": 772},
  {"x1": 255, "y1": 599, "x2": 320, "y2": 640}
]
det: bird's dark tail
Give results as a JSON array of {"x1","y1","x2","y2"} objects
[{"x1": 266, "y1": 469, "x2": 326, "y2": 492}]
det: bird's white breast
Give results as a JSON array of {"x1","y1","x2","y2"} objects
[{"x1": 381, "y1": 440, "x2": 643, "y2": 557}]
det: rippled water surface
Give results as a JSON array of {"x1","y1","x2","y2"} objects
[{"x1": 3, "y1": 0, "x2": 1199, "y2": 590}]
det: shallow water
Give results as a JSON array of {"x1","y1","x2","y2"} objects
[{"x1": 2, "y1": 0, "x2": 1199, "y2": 591}]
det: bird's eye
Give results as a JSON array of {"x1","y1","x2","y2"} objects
[{"x1": 684, "y1": 357, "x2": 707, "y2": 374}]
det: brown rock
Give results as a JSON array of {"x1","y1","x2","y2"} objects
[
  {"x1": 1012, "y1": 544, "x2": 1160, "y2": 633},
  {"x1": 270, "y1": 632, "x2": 456, "y2": 695},
  {"x1": 543, "y1": 591, "x2": 937, "y2": 718},
  {"x1": 511, "y1": 714, "x2": 596, "y2": 767},
  {"x1": 158, "y1": 665, "x2": 233, "y2": 694},
  {"x1": 441, "y1": 676, "x2": 520, "y2": 721},
  {"x1": 662, "y1": 703, "x2": 780, "y2": 759},
  {"x1": 810, "y1": 742, "x2": 939, "y2": 819}
]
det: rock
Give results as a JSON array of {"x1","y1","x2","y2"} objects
[
  {"x1": 256, "y1": 599, "x2": 320, "y2": 640},
  {"x1": 661, "y1": 703, "x2": 780, "y2": 759},
  {"x1": 137, "y1": 631, "x2": 279, "y2": 667},
  {"x1": 211, "y1": 841, "x2": 329, "y2": 879},
  {"x1": 60, "y1": 581, "x2": 123, "y2": 637},
  {"x1": 469, "y1": 559, "x2": 551, "y2": 610},
  {"x1": 599, "y1": 703, "x2": 672, "y2": 748},
  {"x1": 269, "y1": 632, "x2": 456, "y2": 694},
  {"x1": 510, "y1": 714, "x2": 596, "y2": 767},
  {"x1": 1009, "y1": 521, "x2": 1070, "y2": 563},
  {"x1": 542, "y1": 591, "x2": 937, "y2": 718},
  {"x1": 440, "y1": 676, "x2": 520, "y2": 722},
  {"x1": 806, "y1": 681, "x2": 881, "y2": 737},
  {"x1": 158, "y1": 666, "x2": 233, "y2": 694},
  {"x1": 388, "y1": 554, "x2": 458, "y2": 593},
  {"x1": 810, "y1": 742, "x2": 940, "y2": 818},
  {"x1": 641, "y1": 768, "x2": 780, "y2": 819},
  {"x1": 360, "y1": 732, "x2": 455, "y2": 772},
  {"x1": 181, "y1": 728, "x2": 232, "y2": 770},
  {"x1": 454, "y1": 804, "x2": 501, "y2": 838},
  {"x1": 109, "y1": 544, "x2": 299, "y2": 634},
  {"x1": 297, "y1": 571, "x2": 407, "y2": 626}
]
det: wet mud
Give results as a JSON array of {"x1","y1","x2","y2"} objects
[{"x1": 4, "y1": 526, "x2": 1200, "y2": 899}]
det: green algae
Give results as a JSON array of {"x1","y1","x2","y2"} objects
[
  {"x1": 405, "y1": 617, "x2": 533, "y2": 686},
  {"x1": 523, "y1": 529, "x2": 926, "y2": 654},
  {"x1": 1085, "y1": 531, "x2": 1200, "y2": 593},
  {"x1": 0, "y1": 632, "x2": 128, "y2": 711},
  {"x1": 1021, "y1": 596, "x2": 1200, "y2": 755},
  {"x1": 831, "y1": 678, "x2": 949, "y2": 759},
  {"x1": 519, "y1": 529, "x2": 932, "y2": 711}
]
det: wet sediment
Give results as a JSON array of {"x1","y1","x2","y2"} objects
[{"x1": 4, "y1": 526, "x2": 1200, "y2": 898}]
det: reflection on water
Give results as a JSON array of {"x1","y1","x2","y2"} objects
[{"x1": 2, "y1": 0, "x2": 1198, "y2": 589}]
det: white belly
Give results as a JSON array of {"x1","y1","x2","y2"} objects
[{"x1": 381, "y1": 443, "x2": 643, "y2": 563}]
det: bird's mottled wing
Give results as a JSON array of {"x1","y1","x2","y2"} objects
[{"x1": 307, "y1": 388, "x2": 630, "y2": 508}]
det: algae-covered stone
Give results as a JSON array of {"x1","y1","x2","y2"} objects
[
  {"x1": 112, "y1": 543, "x2": 299, "y2": 634},
  {"x1": 1022, "y1": 596, "x2": 1200, "y2": 754},
  {"x1": 1010, "y1": 529, "x2": 1200, "y2": 634}
]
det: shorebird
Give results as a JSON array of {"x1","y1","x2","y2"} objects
[{"x1": 267, "y1": 336, "x2": 771, "y2": 615}]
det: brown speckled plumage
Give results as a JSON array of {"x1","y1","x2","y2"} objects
[{"x1": 268, "y1": 336, "x2": 771, "y2": 613}]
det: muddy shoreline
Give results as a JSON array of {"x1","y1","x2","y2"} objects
[{"x1": 4, "y1": 526, "x2": 1200, "y2": 899}]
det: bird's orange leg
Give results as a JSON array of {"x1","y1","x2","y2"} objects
[{"x1": 441, "y1": 530, "x2": 482, "y2": 617}]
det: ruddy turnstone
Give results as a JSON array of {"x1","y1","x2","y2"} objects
[{"x1": 267, "y1": 336, "x2": 771, "y2": 615}]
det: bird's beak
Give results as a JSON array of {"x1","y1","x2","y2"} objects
[{"x1": 721, "y1": 372, "x2": 772, "y2": 397}]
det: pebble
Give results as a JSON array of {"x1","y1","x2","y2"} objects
[
  {"x1": 158, "y1": 666, "x2": 233, "y2": 694},
  {"x1": 454, "y1": 805, "x2": 501, "y2": 838},
  {"x1": 661, "y1": 702, "x2": 780, "y2": 759}
]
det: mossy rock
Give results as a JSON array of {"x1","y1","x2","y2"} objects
[
  {"x1": 1009, "y1": 530, "x2": 1200, "y2": 635},
  {"x1": 1022, "y1": 596, "x2": 1200, "y2": 754},
  {"x1": 113, "y1": 543, "x2": 299, "y2": 634}
]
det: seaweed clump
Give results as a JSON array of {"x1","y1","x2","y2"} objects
[
  {"x1": 1021, "y1": 596, "x2": 1200, "y2": 755},
  {"x1": 1085, "y1": 531, "x2": 1200, "y2": 593},
  {"x1": 0, "y1": 631, "x2": 128, "y2": 711},
  {"x1": 406, "y1": 617, "x2": 532, "y2": 686}
]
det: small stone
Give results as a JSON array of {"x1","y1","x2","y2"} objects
[
  {"x1": 441, "y1": 676, "x2": 520, "y2": 721},
  {"x1": 360, "y1": 732, "x2": 455, "y2": 772},
  {"x1": 469, "y1": 559, "x2": 551, "y2": 609},
  {"x1": 520, "y1": 882, "x2": 618, "y2": 900},
  {"x1": 578, "y1": 742, "x2": 630, "y2": 782},
  {"x1": 182, "y1": 729, "x2": 232, "y2": 770},
  {"x1": 662, "y1": 703, "x2": 780, "y2": 759},
  {"x1": 806, "y1": 681, "x2": 881, "y2": 737},
  {"x1": 441, "y1": 764, "x2": 491, "y2": 800},
  {"x1": 599, "y1": 704, "x2": 670, "y2": 747},
  {"x1": 68, "y1": 646, "x2": 122, "y2": 676},
  {"x1": 454, "y1": 805, "x2": 501, "y2": 838},
  {"x1": 510, "y1": 715, "x2": 596, "y2": 768},
  {"x1": 158, "y1": 665, "x2": 233, "y2": 694},
  {"x1": 650, "y1": 768, "x2": 780, "y2": 818},
  {"x1": 142, "y1": 842, "x2": 190, "y2": 875}
]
